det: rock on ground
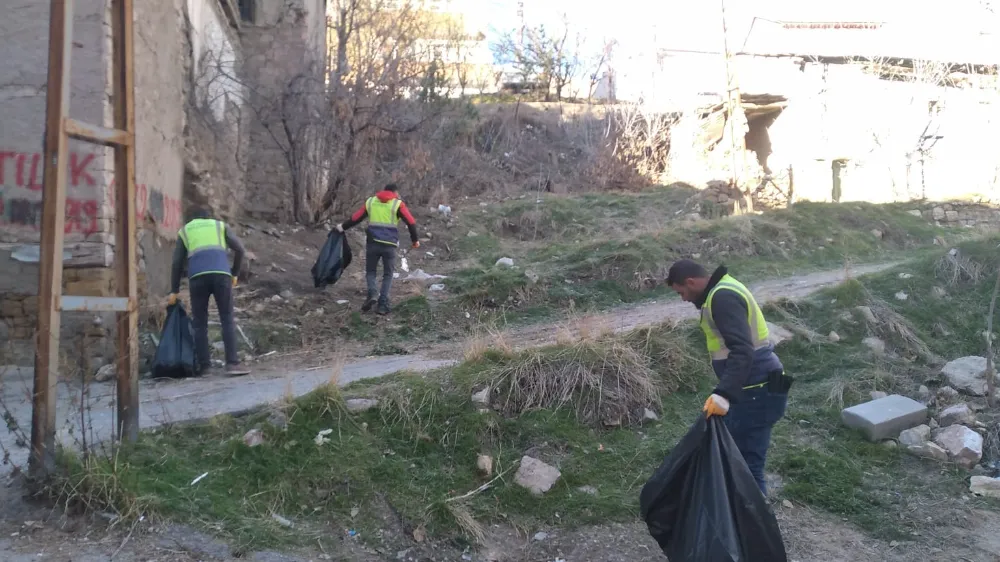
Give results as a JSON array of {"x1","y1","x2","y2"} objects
[
  {"x1": 243, "y1": 428, "x2": 265, "y2": 447},
  {"x1": 476, "y1": 454, "x2": 493, "y2": 476},
  {"x1": 937, "y1": 386, "x2": 960, "y2": 405},
  {"x1": 94, "y1": 364, "x2": 116, "y2": 382},
  {"x1": 933, "y1": 425, "x2": 984, "y2": 469},
  {"x1": 841, "y1": 394, "x2": 928, "y2": 441},
  {"x1": 344, "y1": 398, "x2": 379, "y2": 413},
  {"x1": 766, "y1": 323, "x2": 794, "y2": 346},
  {"x1": 472, "y1": 387, "x2": 490, "y2": 406},
  {"x1": 938, "y1": 403, "x2": 975, "y2": 427},
  {"x1": 515, "y1": 456, "x2": 561, "y2": 495},
  {"x1": 942, "y1": 356, "x2": 995, "y2": 396},
  {"x1": 906, "y1": 441, "x2": 949, "y2": 462},
  {"x1": 970, "y1": 476, "x2": 1000, "y2": 499},
  {"x1": 898, "y1": 424, "x2": 931, "y2": 446},
  {"x1": 862, "y1": 337, "x2": 886, "y2": 354}
]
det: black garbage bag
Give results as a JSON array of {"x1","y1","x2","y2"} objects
[
  {"x1": 152, "y1": 303, "x2": 198, "y2": 379},
  {"x1": 312, "y1": 230, "x2": 353, "y2": 289},
  {"x1": 639, "y1": 416, "x2": 787, "y2": 562}
]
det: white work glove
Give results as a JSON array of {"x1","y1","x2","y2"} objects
[
  {"x1": 703, "y1": 394, "x2": 730, "y2": 418},
  {"x1": 334, "y1": 224, "x2": 344, "y2": 233}
]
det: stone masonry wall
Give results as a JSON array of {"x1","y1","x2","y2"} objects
[{"x1": 241, "y1": 0, "x2": 327, "y2": 221}]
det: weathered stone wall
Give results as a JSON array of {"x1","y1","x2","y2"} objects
[
  {"x1": 241, "y1": 0, "x2": 327, "y2": 221},
  {"x1": 183, "y1": 0, "x2": 249, "y2": 221}
]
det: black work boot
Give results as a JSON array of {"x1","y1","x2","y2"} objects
[
  {"x1": 361, "y1": 296, "x2": 377, "y2": 313},
  {"x1": 376, "y1": 299, "x2": 391, "y2": 316}
]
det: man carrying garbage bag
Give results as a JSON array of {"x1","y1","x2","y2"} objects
[
  {"x1": 335, "y1": 183, "x2": 419, "y2": 315},
  {"x1": 666, "y1": 259, "x2": 792, "y2": 496},
  {"x1": 168, "y1": 208, "x2": 250, "y2": 376}
]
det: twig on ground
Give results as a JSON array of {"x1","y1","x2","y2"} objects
[
  {"x1": 985, "y1": 259, "x2": 999, "y2": 407},
  {"x1": 443, "y1": 461, "x2": 519, "y2": 503}
]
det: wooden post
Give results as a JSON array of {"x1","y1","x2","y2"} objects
[
  {"x1": 30, "y1": 0, "x2": 75, "y2": 479},
  {"x1": 111, "y1": 0, "x2": 140, "y2": 443},
  {"x1": 31, "y1": 0, "x2": 141, "y2": 478}
]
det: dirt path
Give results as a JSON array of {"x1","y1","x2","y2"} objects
[
  {"x1": 2, "y1": 494, "x2": 998, "y2": 561},
  {"x1": 0, "y1": 262, "x2": 897, "y2": 472}
]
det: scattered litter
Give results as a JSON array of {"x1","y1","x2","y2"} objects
[
  {"x1": 533, "y1": 531, "x2": 548, "y2": 541},
  {"x1": 437, "y1": 204, "x2": 451, "y2": 216},
  {"x1": 405, "y1": 269, "x2": 447, "y2": 282},
  {"x1": 413, "y1": 525, "x2": 426, "y2": 542},
  {"x1": 429, "y1": 284, "x2": 446, "y2": 292},
  {"x1": 190, "y1": 472, "x2": 209, "y2": 486},
  {"x1": 895, "y1": 291, "x2": 909, "y2": 301},
  {"x1": 314, "y1": 429, "x2": 333, "y2": 446},
  {"x1": 336, "y1": 300, "x2": 349, "y2": 305},
  {"x1": 393, "y1": 272, "x2": 400, "y2": 279},
  {"x1": 271, "y1": 513, "x2": 293, "y2": 528},
  {"x1": 465, "y1": 312, "x2": 471, "y2": 319},
  {"x1": 401, "y1": 257, "x2": 410, "y2": 272},
  {"x1": 898, "y1": 273, "x2": 913, "y2": 279},
  {"x1": 425, "y1": 251, "x2": 435, "y2": 257},
  {"x1": 260, "y1": 350, "x2": 277, "y2": 357},
  {"x1": 288, "y1": 253, "x2": 304, "y2": 261},
  {"x1": 350, "y1": 507, "x2": 359, "y2": 518},
  {"x1": 348, "y1": 529, "x2": 358, "y2": 538},
  {"x1": 495, "y1": 257, "x2": 515, "y2": 267}
]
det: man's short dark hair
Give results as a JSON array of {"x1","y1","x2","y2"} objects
[
  {"x1": 384, "y1": 183, "x2": 398, "y2": 192},
  {"x1": 666, "y1": 259, "x2": 708, "y2": 286},
  {"x1": 188, "y1": 207, "x2": 211, "y2": 220}
]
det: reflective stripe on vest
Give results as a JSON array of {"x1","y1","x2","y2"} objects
[
  {"x1": 365, "y1": 196, "x2": 402, "y2": 246},
  {"x1": 179, "y1": 218, "x2": 231, "y2": 279},
  {"x1": 700, "y1": 274, "x2": 771, "y2": 361}
]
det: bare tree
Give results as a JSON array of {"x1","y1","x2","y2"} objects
[
  {"x1": 314, "y1": 0, "x2": 456, "y2": 221},
  {"x1": 492, "y1": 19, "x2": 583, "y2": 101}
]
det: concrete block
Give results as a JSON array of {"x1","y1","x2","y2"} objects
[{"x1": 841, "y1": 394, "x2": 928, "y2": 441}]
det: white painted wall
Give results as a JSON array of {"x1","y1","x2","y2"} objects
[{"x1": 187, "y1": 0, "x2": 245, "y2": 122}]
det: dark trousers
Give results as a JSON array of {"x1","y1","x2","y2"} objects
[
  {"x1": 190, "y1": 273, "x2": 239, "y2": 368},
  {"x1": 723, "y1": 387, "x2": 788, "y2": 496},
  {"x1": 365, "y1": 243, "x2": 396, "y2": 303}
]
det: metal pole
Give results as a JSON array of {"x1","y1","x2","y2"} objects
[
  {"x1": 111, "y1": 0, "x2": 140, "y2": 443},
  {"x1": 720, "y1": 0, "x2": 750, "y2": 211},
  {"x1": 31, "y1": 0, "x2": 75, "y2": 478}
]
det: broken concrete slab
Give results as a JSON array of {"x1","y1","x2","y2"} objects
[
  {"x1": 942, "y1": 356, "x2": 996, "y2": 396},
  {"x1": 933, "y1": 425, "x2": 984, "y2": 469},
  {"x1": 841, "y1": 394, "x2": 928, "y2": 441},
  {"x1": 515, "y1": 456, "x2": 561, "y2": 495}
]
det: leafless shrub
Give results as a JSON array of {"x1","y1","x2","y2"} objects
[{"x1": 935, "y1": 251, "x2": 986, "y2": 285}]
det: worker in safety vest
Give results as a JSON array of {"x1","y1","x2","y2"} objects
[
  {"x1": 168, "y1": 208, "x2": 250, "y2": 376},
  {"x1": 666, "y1": 259, "x2": 792, "y2": 496},
  {"x1": 335, "y1": 183, "x2": 419, "y2": 315}
]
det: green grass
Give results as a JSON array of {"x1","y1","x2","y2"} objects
[
  {"x1": 441, "y1": 198, "x2": 962, "y2": 328},
  {"x1": 55, "y1": 239, "x2": 1000, "y2": 551}
]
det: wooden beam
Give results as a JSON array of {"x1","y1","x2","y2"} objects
[
  {"x1": 111, "y1": 0, "x2": 140, "y2": 444},
  {"x1": 31, "y1": 0, "x2": 75, "y2": 479},
  {"x1": 63, "y1": 117, "x2": 132, "y2": 146}
]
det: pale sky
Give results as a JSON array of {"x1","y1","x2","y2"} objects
[{"x1": 457, "y1": 0, "x2": 997, "y2": 57}]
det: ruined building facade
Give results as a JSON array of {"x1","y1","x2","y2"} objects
[{"x1": 0, "y1": 0, "x2": 327, "y2": 366}]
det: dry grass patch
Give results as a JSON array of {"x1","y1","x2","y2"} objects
[{"x1": 474, "y1": 324, "x2": 701, "y2": 427}]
